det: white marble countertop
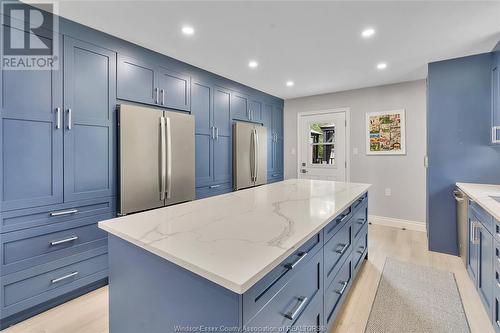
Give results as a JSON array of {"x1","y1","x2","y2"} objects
[
  {"x1": 99, "y1": 179, "x2": 370, "y2": 294},
  {"x1": 456, "y1": 183, "x2": 500, "y2": 221}
]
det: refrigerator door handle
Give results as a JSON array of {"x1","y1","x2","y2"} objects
[
  {"x1": 160, "y1": 117, "x2": 167, "y2": 201},
  {"x1": 254, "y1": 128, "x2": 259, "y2": 183},
  {"x1": 166, "y1": 116, "x2": 173, "y2": 199},
  {"x1": 250, "y1": 129, "x2": 255, "y2": 182}
]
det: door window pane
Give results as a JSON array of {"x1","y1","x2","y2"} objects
[{"x1": 309, "y1": 122, "x2": 335, "y2": 165}]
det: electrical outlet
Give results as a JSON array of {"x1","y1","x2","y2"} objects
[{"x1": 385, "y1": 188, "x2": 392, "y2": 196}]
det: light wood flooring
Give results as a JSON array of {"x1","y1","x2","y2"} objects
[{"x1": 3, "y1": 224, "x2": 494, "y2": 333}]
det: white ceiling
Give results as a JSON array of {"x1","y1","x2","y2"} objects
[{"x1": 26, "y1": 1, "x2": 500, "y2": 99}]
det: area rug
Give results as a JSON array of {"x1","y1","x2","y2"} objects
[{"x1": 365, "y1": 258, "x2": 470, "y2": 333}]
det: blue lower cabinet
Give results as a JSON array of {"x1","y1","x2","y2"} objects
[
  {"x1": 244, "y1": 249, "x2": 322, "y2": 331},
  {"x1": 195, "y1": 183, "x2": 232, "y2": 199},
  {"x1": 289, "y1": 290, "x2": 323, "y2": 332},
  {"x1": 325, "y1": 255, "x2": 352, "y2": 328},
  {"x1": 494, "y1": 290, "x2": 500, "y2": 333},
  {"x1": 324, "y1": 218, "x2": 352, "y2": 288},
  {"x1": 0, "y1": 246, "x2": 108, "y2": 323},
  {"x1": 352, "y1": 224, "x2": 368, "y2": 276}
]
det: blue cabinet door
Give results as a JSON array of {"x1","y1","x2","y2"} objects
[
  {"x1": 478, "y1": 225, "x2": 493, "y2": 316},
  {"x1": 213, "y1": 87, "x2": 232, "y2": 184},
  {"x1": 263, "y1": 104, "x2": 275, "y2": 175},
  {"x1": 249, "y1": 99, "x2": 262, "y2": 123},
  {"x1": 231, "y1": 91, "x2": 249, "y2": 121},
  {"x1": 492, "y1": 51, "x2": 500, "y2": 143},
  {"x1": 273, "y1": 105, "x2": 284, "y2": 174},
  {"x1": 63, "y1": 37, "x2": 116, "y2": 202},
  {"x1": 468, "y1": 217, "x2": 479, "y2": 283},
  {"x1": 117, "y1": 55, "x2": 156, "y2": 106},
  {"x1": 157, "y1": 67, "x2": 190, "y2": 111},
  {"x1": 0, "y1": 26, "x2": 63, "y2": 211},
  {"x1": 192, "y1": 80, "x2": 214, "y2": 188}
]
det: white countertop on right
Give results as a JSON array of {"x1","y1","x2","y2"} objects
[{"x1": 456, "y1": 183, "x2": 500, "y2": 221}]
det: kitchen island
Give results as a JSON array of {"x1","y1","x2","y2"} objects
[{"x1": 99, "y1": 179, "x2": 370, "y2": 333}]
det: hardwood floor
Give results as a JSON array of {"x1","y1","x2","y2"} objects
[{"x1": 3, "y1": 224, "x2": 493, "y2": 333}]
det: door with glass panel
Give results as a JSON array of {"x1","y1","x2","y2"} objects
[{"x1": 298, "y1": 111, "x2": 346, "y2": 181}]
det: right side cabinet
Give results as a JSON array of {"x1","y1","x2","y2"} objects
[
  {"x1": 492, "y1": 51, "x2": 500, "y2": 144},
  {"x1": 263, "y1": 103, "x2": 284, "y2": 183}
]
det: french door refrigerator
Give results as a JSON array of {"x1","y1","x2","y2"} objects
[
  {"x1": 233, "y1": 122, "x2": 267, "y2": 190},
  {"x1": 118, "y1": 104, "x2": 195, "y2": 215}
]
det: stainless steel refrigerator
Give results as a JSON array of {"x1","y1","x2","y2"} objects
[
  {"x1": 118, "y1": 104, "x2": 195, "y2": 215},
  {"x1": 233, "y1": 122, "x2": 267, "y2": 190}
]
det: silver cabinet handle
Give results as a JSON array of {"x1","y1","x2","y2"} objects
[
  {"x1": 284, "y1": 296, "x2": 308, "y2": 320},
  {"x1": 335, "y1": 243, "x2": 349, "y2": 254},
  {"x1": 154, "y1": 87, "x2": 159, "y2": 104},
  {"x1": 357, "y1": 218, "x2": 366, "y2": 225},
  {"x1": 50, "y1": 236, "x2": 78, "y2": 246},
  {"x1": 161, "y1": 89, "x2": 165, "y2": 105},
  {"x1": 160, "y1": 116, "x2": 166, "y2": 201},
  {"x1": 335, "y1": 281, "x2": 348, "y2": 295},
  {"x1": 166, "y1": 116, "x2": 172, "y2": 199},
  {"x1": 211, "y1": 126, "x2": 215, "y2": 140},
  {"x1": 285, "y1": 251, "x2": 308, "y2": 270},
  {"x1": 493, "y1": 126, "x2": 500, "y2": 144},
  {"x1": 67, "y1": 108, "x2": 72, "y2": 130},
  {"x1": 51, "y1": 271, "x2": 78, "y2": 284},
  {"x1": 215, "y1": 127, "x2": 219, "y2": 141},
  {"x1": 55, "y1": 107, "x2": 61, "y2": 129},
  {"x1": 357, "y1": 246, "x2": 365, "y2": 254},
  {"x1": 496, "y1": 321, "x2": 500, "y2": 329},
  {"x1": 209, "y1": 184, "x2": 221, "y2": 189},
  {"x1": 50, "y1": 209, "x2": 78, "y2": 217}
]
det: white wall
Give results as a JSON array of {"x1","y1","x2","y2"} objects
[{"x1": 284, "y1": 80, "x2": 427, "y2": 223}]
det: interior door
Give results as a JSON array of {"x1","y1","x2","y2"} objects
[
  {"x1": 164, "y1": 110, "x2": 195, "y2": 206},
  {"x1": 63, "y1": 36, "x2": 116, "y2": 202},
  {"x1": 298, "y1": 111, "x2": 346, "y2": 181},
  {"x1": 0, "y1": 26, "x2": 63, "y2": 211},
  {"x1": 118, "y1": 104, "x2": 163, "y2": 215}
]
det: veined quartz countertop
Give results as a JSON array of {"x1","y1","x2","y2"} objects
[
  {"x1": 99, "y1": 179, "x2": 370, "y2": 294},
  {"x1": 456, "y1": 182, "x2": 500, "y2": 221}
]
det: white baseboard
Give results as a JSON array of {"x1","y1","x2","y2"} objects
[{"x1": 369, "y1": 215, "x2": 427, "y2": 233}]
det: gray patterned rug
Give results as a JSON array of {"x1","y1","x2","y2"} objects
[{"x1": 365, "y1": 258, "x2": 470, "y2": 333}]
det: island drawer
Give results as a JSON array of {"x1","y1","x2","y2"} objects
[
  {"x1": 351, "y1": 193, "x2": 368, "y2": 212},
  {"x1": 495, "y1": 219, "x2": 500, "y2": 244},
  {"x1": 470, "y1": 200, "x2": 493, "y2": 234},
  {"x1": 0, "y1": 198, "x2": 115, "y2": 233},
  {"x1": 195, "y1": 183, "x2": 232, "y2": 199},
  {"x1": 352, "y1": 224, "x2": 368, "y2": 274},
  {"x1": 244, "y1": 249, "x2": 322, "y2": 329},
  {"x1": 243, "y1": 232, "x2": 322, "y2": 325},
  {"x1": 325, "y1": 255, "x2": 352, "y2": 327},
  {"x1": 352, "y1": 201, "x2": 368, "y2": 240},
  {"x1": 0, "y1": 213, "x2": 111, "y2": 275},
  {"x1": 0, "y1": 246, "x2": 108, "y2": 318},
  {"x1": 494, "y1": 289, "x2": 500, "y2": 333},
  {"x1": 324, "y1": 206, "x2": 352, "y2": 243},
  {"x1": 288, "y1": 286, "x2": 323, "y2": 331},
  {"x1": 324, "y1": 218, "x2": 352, "y2": 288}
]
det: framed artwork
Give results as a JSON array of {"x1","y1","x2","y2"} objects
[{"x1": 366, "y1": 109, "x2": 406, "y2": 155}]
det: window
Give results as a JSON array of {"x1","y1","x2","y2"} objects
[{"x1": 309, "y1": 122, "x2": 335, "y2": 165}]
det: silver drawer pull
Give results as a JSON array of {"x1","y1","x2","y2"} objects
[
  {"x1": 497, "y1": 282, "x2": 500, "y2": 289},
  {"x1": 50, "y1": 209, "x2": 78, "y2": 217},
  {"x1": 335, "y1": 243, "x2": 349, "y2": 254},
  {"x1": 285, "y1": 252, "x2": 308, "y2": 270},
  {"x1": 335, "y1": 281, "x2": 348, "y2": 295},
  {"x1": 209, "y1": 184, "x2": 221, "y2": 189},
  {"x1": 357, "y1": 246, "x2": 365, "y2": 254},
  {"x1": 357, "y1": 218, "x2": 366, "y2": 225},
  {"x1": 497, "y1": 257, "x2": 500, "y2": 264},
  {"x1": 284, "y1": 296, "x2": 308, "y2": 320},
  {"x1": 51, "y1": 271, "x2": 78, "y2": 284},
  {"x1": 50, "y1": 236, "x2": 78, "y2": 246},
  {"x1": 497, "y1": 320, "x2": 500, "y2": 329}
]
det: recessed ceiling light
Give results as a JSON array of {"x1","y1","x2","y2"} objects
[
  {"x1": 361, "y1": 28, "x2": 375, "y2": 38},
  {"x1": 286, "y1": 81, "x2": 294, "y2": 87},
  {"x1": 182, "y1": 26, "x2": 195, "y2": 35},
  {"x1": 248, "y1": 60, "x2": 258, "y2": 68},
  {"x1": 377, "y1": 62, "x2": 387, "y2": 70}
]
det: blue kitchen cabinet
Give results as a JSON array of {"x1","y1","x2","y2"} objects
[
  {"x1": 264, "y1": 103, "x2": 284, "y2": 181},
  {"x1": 492, "y1": 51, "x2": 500, "y2": 144},
  {"x1": 0, "y1": 26, "x2": 64, "y2": 212},
  {"x1": 249, "y1": 98, "x2": 263, "y2": 123},
  {"x1": 117, "y1": 55, "x2": 190, "y2": 111},
  {"x1": 192, "y1": 81, "x2": 232, "y2": 197},
  {"x1": 231, "y1": 91, "x2": 250, "y2": 121},
  {"x1": 63, "y1": 36, "x2": 117, "y2": 202},
  {"x1": 478, "y1": 225, "x2": 494, "y2": 315}
]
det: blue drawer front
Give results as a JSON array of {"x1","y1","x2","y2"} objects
[
  {"x1": 494, "y1": 289, "x2": 500, "y2": 333},
  {"x1": 470, "y1": 200, "x2": 493, "y2": 233},
  {"x1": 324, "y1": 218, "x2": 352, "y2": 288},
  {"x1": 0, "y1": 213, "x2": 111, "y2": 275},
  {"x1": 245, "y1": 249, "x2": 322, "y2": 330},
  {"x1": 0, "y1": 247, "x2": 108, "y2": 318},
  {"x1": 195, "y1": 183, "x2": 232, "y2": 199},
  {"x1": 243, "y1": 232, "x2": 322, "y2": 325},
  {"x1": 0, "y1": 197, "x2": 115, "y2": 233},
  {"x1": 352, "y1": 202, "x2": 368, "y2": 240},
  {"x1": 324, "y1": 206, "x2": 352, "y2": 243},
  {"x1": 352, "y1": 224, "x2": 368, "y2": 274},
  {"x1": 289, "y1": 288, "x2": 323, "y2": 331},
  {"x1": 351, "y1": 193, "x2": 367, "y2": 212},
  {"x1": 325, "y1": 255, "x2": 352, "y2": 326}
]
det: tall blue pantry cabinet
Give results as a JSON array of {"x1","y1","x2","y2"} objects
[
  {"x1": 0, "y1": 1, "x2": 283, "y2": 327},
  {"x1": 0, "y1": 23, "x2": 115, "y2": 328}
]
